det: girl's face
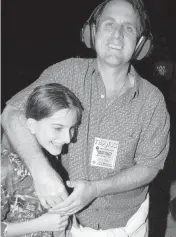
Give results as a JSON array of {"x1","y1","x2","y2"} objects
[{"x1": 27, "y1": 108, "x2": 78, "y2": 156}]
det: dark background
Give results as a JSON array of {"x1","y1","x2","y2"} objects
[
  {"x1": 2, "y1": 1, "x2": 176, "y2": 236},
  {"x1": 2, "y1": 0, "x2": 176, "y2": 108}
]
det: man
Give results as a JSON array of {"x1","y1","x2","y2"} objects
[{"x1": 2, "y1": 0, "x2": 170, "y2": 236}]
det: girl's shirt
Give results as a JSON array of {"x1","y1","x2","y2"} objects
[{"x1": 1, "y1": 147, "x2": 53, "y2": 237}]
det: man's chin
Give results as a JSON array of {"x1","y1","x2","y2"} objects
[{"x1": 104, "y1": 55, "x2": 123, "y2": 66}]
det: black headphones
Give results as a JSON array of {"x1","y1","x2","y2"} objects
[{"x1": 81, "y1": 0, "x2": 153, "y2": 61}]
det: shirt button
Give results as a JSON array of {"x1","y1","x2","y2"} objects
[{"x1": 100, "y1": 94, "x2": 105, "y2": 99}]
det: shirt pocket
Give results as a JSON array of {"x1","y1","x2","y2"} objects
[{"x1": 114, "y1": 135, "x2": 139, "y2": 171}]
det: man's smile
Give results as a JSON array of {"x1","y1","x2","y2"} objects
[{"x1": 107, "y1": 43, "x2": 122, "y2": 50}]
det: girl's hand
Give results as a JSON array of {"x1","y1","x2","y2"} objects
[
  {"x1": 49, "y1": 180, "x2": 97, "y2": 215},
  {"x1": 36, "y1": 212, "x2": 69, "y2": 232},
  {"x1": 33, "y1": 168, "x2": 68, "y2": 209}
]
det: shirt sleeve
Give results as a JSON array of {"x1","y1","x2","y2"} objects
[
  {"x1": 6, "y1": 58, "x2": 74, "y2": 111},
  {"x1": 134, "y1": 89, "x2": 170, "y2": 170},
  {"x1": 1, "y1": 149, "x2": 11, "y2": 222},
  {"x1": 1, "y1": 222, "x2": 8, "y2": 237},
  {"x1": 1, "y1": 186, "x2": 10, "y2": 222}
]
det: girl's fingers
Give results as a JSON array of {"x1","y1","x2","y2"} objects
[
  {"x1": 61, "y1": 220, "x2": 68, "y2": 226},
  {"x1": 60, "y1": 215, "x2": 69, "y2": 223},
  {"x1": 46, "y1": 199, "x2": 57, "y2": 208},
  {"x1": 56, "y1": 202, "x2": 78, "y2": 214},
  {"x1": 39, "y1": 197, "x2": 50, "y2": 209},
  {"x1": 66, "y1": 206, "x2": 80, "y2": 215},
  {"x1": 58, "y1": 226, "x2": 66, "y2": 231},
  {"x1": 58, "y1": 220, "x2": 68, "y2": 229}
]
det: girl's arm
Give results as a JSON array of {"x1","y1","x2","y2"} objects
[
  {"x1": 2, "y1": 213, "x2": 68, "y2": 237},
  {"x1": 2, "y1": 106, "x2": 68, "y2": 209},
  {"x1": 2, "y1": 220, "x2": 41, "y2": 237}
]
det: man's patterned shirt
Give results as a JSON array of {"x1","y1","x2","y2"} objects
[{"x1": 7, "y1": 58, "x2": 170, "y2": 229}]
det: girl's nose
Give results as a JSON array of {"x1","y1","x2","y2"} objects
[{"x1": 62, "y1": 129, "x2": 71, "y2": 144}]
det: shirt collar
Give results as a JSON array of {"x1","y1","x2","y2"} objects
[
  {"x1": 90, "y1": 58, "x2": 98, "y2": 73},
  {"x1": 90, "y1": 59, "x2": 140, "y2": 99},
  {"x1": 129, "y1": 65, "x2": 140, "y2": 99}
]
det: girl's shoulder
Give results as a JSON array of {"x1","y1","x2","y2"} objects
[
  {"x1": 1, "y1": 146, "x2": 32, "y2": 194},
  {"x1": 1, "y1": 147, "x2": 31, "y2": 180}
]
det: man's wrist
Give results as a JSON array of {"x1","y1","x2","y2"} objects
[
  {"x1": 94, "y1": 178, "x2": 113, "y2": 197},
  {"x1": 93, "y1": 180, "x2": 104, "y2": 198}
]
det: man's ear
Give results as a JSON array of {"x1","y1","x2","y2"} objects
[{"x1": 26, "y1": 118, "x2": 37, "y2": 135}]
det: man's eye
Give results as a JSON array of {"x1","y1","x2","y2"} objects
[
  {"x1": 124, "y1": 25, "x2": 136, "y2": 34},
  {"x1": 105, "y1": 22, "x2": 114, "y2": 28}
]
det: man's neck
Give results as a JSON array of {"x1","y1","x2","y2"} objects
[{"x1": 97, "y1": 60, "x2": 130, "y2": 96}]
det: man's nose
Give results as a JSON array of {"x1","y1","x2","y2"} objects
[{"x1": 112, "y1": 24, "x2": 123, "y2": 39}]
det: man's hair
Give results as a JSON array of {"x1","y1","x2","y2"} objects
[
  {"x1": 25, "y1": 83, "x2": 84, "y2": 143},
  {"x1": 93, "y1": 0, "x2": 148, "y2": 37}
]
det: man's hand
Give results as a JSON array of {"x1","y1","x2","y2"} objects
[
  {"x1": 33, "y1": 167, "x2": 68, "y2": 209},
  {"x1": 49, "y1": 180, "x2": 98, "y2": 215}
]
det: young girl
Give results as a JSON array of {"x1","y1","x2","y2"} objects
[{"x1": 1, "y1": 83, "x2": 84, "y2": 237}]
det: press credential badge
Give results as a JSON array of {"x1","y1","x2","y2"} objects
[{"x1": 91, "y1": 137, "x2": 119, "y2": 169}]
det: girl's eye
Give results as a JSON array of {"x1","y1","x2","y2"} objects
[{"x1": 54, "y1": 127, "x2": 62, "y2": 131}]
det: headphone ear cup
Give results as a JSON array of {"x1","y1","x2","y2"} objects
[
  {"x1": 81, "y1": 22, "x2": 92, "y2": 48},
  {"x1": 90, "y1": 23, "x2": 96, "y2": 49},
  {"x1": 134, "y1": 34, "x2": 153, "y2": 60},
  {"x1": 81, "y1": 22, "x2": 96, "y2": 49}
]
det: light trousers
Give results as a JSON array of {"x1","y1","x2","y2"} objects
[{"x1": 71, "y1": 194, "x2": 149, "y2": 237}]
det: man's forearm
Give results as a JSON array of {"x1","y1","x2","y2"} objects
[
  {"x1": 1, "y1": 105, "x2": 51, "y2": 175},
  {"x1": 48, "y1": 165, "x2": 158, "y2": 215},
  {"x1": 94, "y1": 164, "x2": 158, "y2": 197}
]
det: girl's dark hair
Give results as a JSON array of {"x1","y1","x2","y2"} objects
[{"x1": 25, "y1": 83, "x2": 84, "y2": 143}]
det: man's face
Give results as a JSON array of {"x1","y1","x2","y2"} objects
[{"x1": 95, "y1": 0, "x2": 140, "y2": 67}]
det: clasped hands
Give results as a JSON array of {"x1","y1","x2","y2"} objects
[
  {"x1": 49, "y1": 180, "x2": 98, "y2": 215},
  {"x1": 34, "y1": 170, "x2": 98, "y2": 215}
]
